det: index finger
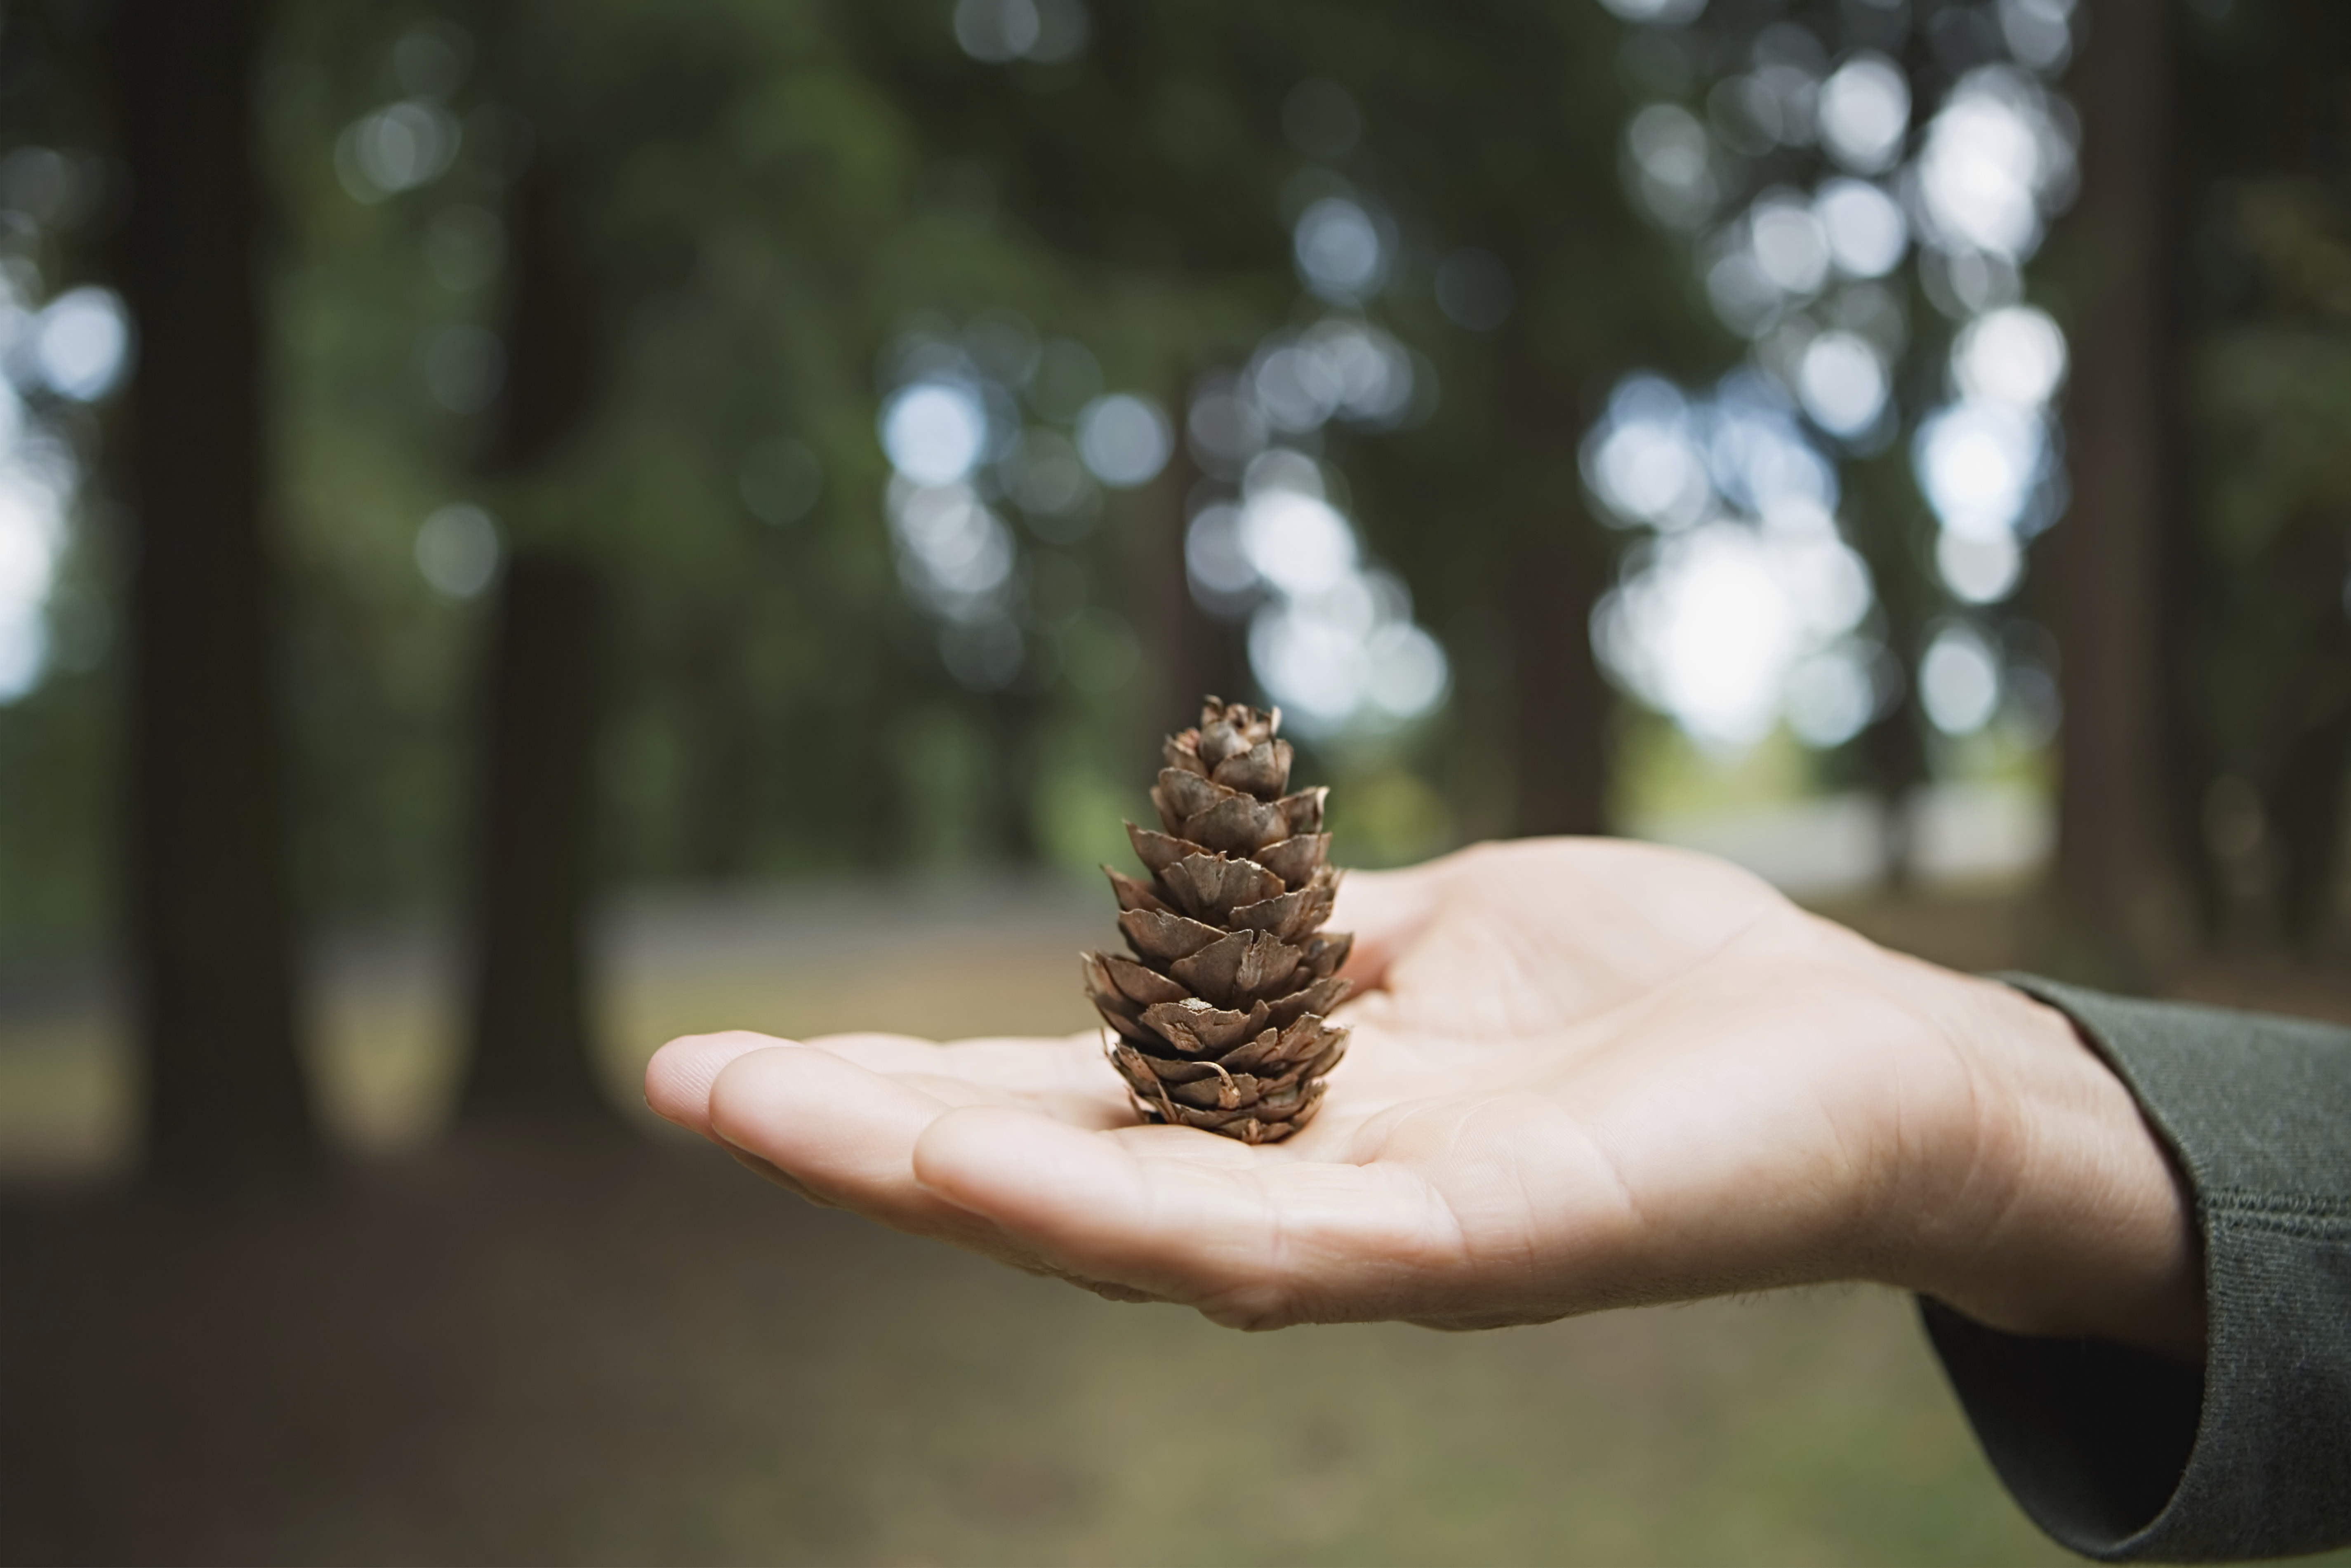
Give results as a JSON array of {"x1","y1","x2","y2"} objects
[{"x1": 911, "y1": 1105, "x2": 1465, "y2": 1330}]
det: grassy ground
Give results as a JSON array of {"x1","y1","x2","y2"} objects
[
  {"x1": 3, "y1": 878, "x2": 2345, "y2": 1566},
  {"x1": 3, "y1": 1134, "x2": 2070, "y2": 1567}
]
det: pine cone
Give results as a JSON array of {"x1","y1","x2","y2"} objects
[{"x1": 1081, "y1": 697, "x2": 1350, "y2": 1144}]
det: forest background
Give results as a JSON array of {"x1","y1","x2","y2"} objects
[{"x1": 0, "y1": 0, "x2": 2346, "y2": 1561}]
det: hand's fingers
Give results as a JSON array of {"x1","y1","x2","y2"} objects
[
  {"x1": 724, "y1": 1145, "x2": 838, "y2": 1207},
  {"x1": 911, "y1": 1107, "x2": 1458, "y2": 1329},
  {"x1": 802, "y1": 1031, "x2": 1134, "y2": 1126},
  {"x1": 706, "y1": 1045, "x2": 1025, "y2": 1261},
  {"x1": 645, "y1": 1030, "x2": 788, "y2": 1139}
]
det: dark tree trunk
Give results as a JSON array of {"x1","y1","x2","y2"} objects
[
  {"x1": 456, "y1": 155, "x2": 612, "y2": 1121},
  {"x1": 678, "y1": 621, "x2": 762, "y2": 881},
  {"x1": 1504, "y1": 359, "x2": 1609, "y2": 839},
  {"x1": 1130, "y1": 411, "x2": 1243, "y2": 755},
  {"x1": 2269, "y1": 588, "x2": 2351, "y2": 947},
  {"x1": 1853, "y1": 502, "x2": 1931, "y2": 888},
  {"x1": 484, "y1": 162, "x2": 597, "y2": 474},
  {"x1": 457, "y1": 553, "x2": 608, "y2": 1119},
  {"x1": 120, "y1": 0, "x2": 316, "y2": 1182},
  {"x1": 1507, "y1": 525, "x2": 1609, "y2": 838},
  {"x1": 2049, "y1": 0, "x2": 2187, "y2": 979}
]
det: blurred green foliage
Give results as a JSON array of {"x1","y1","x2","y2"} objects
[
  {"x1": 0, "y1": 0, "x2": 2342, "y2": 951},
  {"x1": 0, "y1": 0, "x2": 1703, "y2": 946},
  {"x1": 2171, "y1": 1, "x2": 2351, "y2": 939}
]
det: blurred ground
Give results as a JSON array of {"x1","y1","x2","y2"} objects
[
  {"x1": 4, "y1": 1135, "x2": 2062, "y2": 1568},
  {"x1": 4, "y1": 851, "x2": 2348, "y2": 1566}
]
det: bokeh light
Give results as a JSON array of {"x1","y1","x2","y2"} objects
[
  {"x1": 1914, "y1": 304, "x2": 2068, "y2": 605},
  {"x1": 414, "y1": 505, "x2": 501, "y2": 599},
  {"x1": 1249, "y1": 579, "x2": 1449, "y2": 732},
  {"x1": 1748, "y1": 192, "x2": 1830, "y2": 297},
  {"x1": 874, "y1": 322, "x2": 1162, "y2": 694},
  {"x1": 30, "y1": 287, "x2": 132, "y2": 402},
  {"x1": 1953, "y1": 305, "x2": 2068, "y2": 408},
  {"x1": 1597, "y1": 525, "x2": 1806, "y2": 749},
  {"x1": 1814, "y1": 179, "x2": 1907, "y2": 279},
  {"x1": 1796, "y1": 331, "x2": 1889, "y2": 438},
  {"x1": 1292, "y1": 197, "x2": 1388, "y2": 303},
  {"x1": 1936, "y1": 531, "x2": 2024, "y2": 605},
  {"x1": 1073, "y1": 393, "x2": 1171, "y2": 488},
  {"x1": 880, "y1": 382, "x2": 988, "y2": 487},
  {"x1": 1175, "y1": 448, "x2": 1451, "y2": 735},
  {"x1": 1242, "y1": 318, "x2": 1416, "y2": 437},
  {"x1": 1625, "y1": 104, "x2": 1719, "y2": 232},
  {"x1": 953, "y1": 0, "x2": 1090, "y2": 65},
  {"x1": 1999, "y1": 0, "x2": 2078, "y2": 73},
  {"x1": 1239, "y1": 488, "x2": 1358, "y2": 597},
  {"x1": 1914, "y1": 402, "x2": 2045, "y2": 541},
  {"x1": 1585, "y1": 370, "x2": 1878, "y2": 751},
  {"x1": 1920, "y1": 622, "x2": 2001, "y2": 735},
  {"x1": 335, "y1": 101, "x2": 463, "y2": 202},
  {"x1": 1583, "y1": 378, "x2": 1714, "y2": 532},
  {"x1": 1815, "y1": 53, "x2": 1909, "y2": 175},
  {"x1": 1184, "y1": 504, "x2": 1256, "y2": 612},
  {"x1": 0, "y1": 459, "x2": 66, "y2": 701},
  {"x1": 1595, "y1": 0, "x2": 1706, "y2": 24},
  {"x1": 1783, "y1": 644, "x2": 1879, "y2": 749},
  {"x1": 1915, "y1": 68, "x2": 2073, "y2": 265}
]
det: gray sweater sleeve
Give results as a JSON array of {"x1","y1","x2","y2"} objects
[{"x1": 1919, "y1": 976, "x2": 2351, "y2": 1562}]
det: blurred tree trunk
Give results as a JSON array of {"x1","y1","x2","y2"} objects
[
  {"x1": 2268, "y1": 532, "x2": 2351, "y2": 947},
  {"x1": 1130, "y1": 412, "x2": 1242, "y2": 755},
  {"x1": 678, "y1": 615, "x2": 762, "y2": 881},
  {"x1": 1505, "y1": 360, "x2": 1608, "y2": 839},
  {"x1": 120, "y1": 0, "x2": 316, "y2": 1181},
  {"x1": 457, "y1": 553, "x2": 608, "y2": 1118},
  {"x1": 457, "y1": 157, "x2": 613, "y2": 1121},
  {"x1": 1507, "y1": 527, "x2": 1608, "y2": 837},
  {"x1": 2049, "y1": 0, "x2": 2188, "y2": 979},
  {"x1": 1853, "y1": 500, "x2": 1931, "y2": 888}
]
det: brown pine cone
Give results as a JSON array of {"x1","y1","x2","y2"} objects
[{"x1": 1081, "y1": 697, "x2": 1350, "y2": 1144}]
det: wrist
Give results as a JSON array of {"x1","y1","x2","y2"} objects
[{"x1": 1885, "y1": 969, "x2": 2206, "y2": 1360}]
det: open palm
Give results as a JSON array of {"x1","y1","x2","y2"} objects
[{"x1": 646, "y1": 837, "x2": 2192, "y2": 1348}]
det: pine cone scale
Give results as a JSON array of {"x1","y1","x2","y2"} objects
[
  {"x1": 1209, "y1": 740, "x2": 1293, "y2": 796},
  {"x1": 1254, "y1": 833, "x2": 1330, "y2": 889},
  {"x1": 1104, "y1": 868, "x2": 1172, "y2": 914},
  {"x1": 1102, "y1": 953, "x2": 1190, "y2": 1007},
  {"x1": 1087, "y1": 697, "x2": 1352, "y2": 1144},
  {"x1": 1161, "y1": 853, "x2": 1285, "y2": 921},
  {"x1": 1118, "y1": 907, "x2": 1225, "y2": 963}
]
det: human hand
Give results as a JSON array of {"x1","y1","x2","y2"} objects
[{"x1": 645, "y1": 838, "x2": 2203, "y2": 1356}]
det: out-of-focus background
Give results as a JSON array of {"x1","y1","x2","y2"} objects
[{"x1": 2, "y1": 0, "x2": 2346, "y2": 1562}]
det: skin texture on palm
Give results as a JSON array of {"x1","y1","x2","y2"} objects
[{"x1": 645, "y1": 839, "x2": 2204, "y2": 1358}]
